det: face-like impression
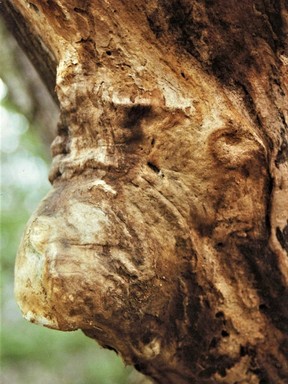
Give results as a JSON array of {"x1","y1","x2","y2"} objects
[
  {"x1": 10, "y1": 0, "x2": 287, "y2": 381},
  {"x1": 15, "y1": 89, "x2": 267, "y2": 371},
  {"x1": 15, "y1": 104, "x2": 204, "y2": 356}
]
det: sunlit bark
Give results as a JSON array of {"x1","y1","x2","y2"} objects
[{"x1": 2, "y1": 1, "x2": 288, "y2": 382}]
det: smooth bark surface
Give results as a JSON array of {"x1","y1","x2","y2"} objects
[{"x1": 2, "y1": 1, "x2": 288, "y2": 383}]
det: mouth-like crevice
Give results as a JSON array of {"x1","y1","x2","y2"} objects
[
  {"x1": 147, "y1": 161, "x2": 161, "y2": 174},
  {"x1": 49, "y1": 145, "x2": 121, "y2": 183}
]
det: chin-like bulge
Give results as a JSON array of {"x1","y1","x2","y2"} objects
[
  {"x1": 14, "y1": 183, "x2": 133, "y2": 332},
  {"x1": 15, "y1": 228, "x2": 109, "y2": 331}
]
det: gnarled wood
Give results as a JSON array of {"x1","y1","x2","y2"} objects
[{"x1": 2, "y1": 1, "x2": 288, "y2": 383}]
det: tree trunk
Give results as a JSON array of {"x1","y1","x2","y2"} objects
[{"x1": 2, "y1": 1, "x2": 288, "y2": 382}]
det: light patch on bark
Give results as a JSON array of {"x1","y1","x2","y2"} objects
[{"x1": 4, "y1": 0, "x2": 287, "y2": 382}]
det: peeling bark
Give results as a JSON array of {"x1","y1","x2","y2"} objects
[{"x1": 2, "y1": 0, "x2": 288, "y2": 383}]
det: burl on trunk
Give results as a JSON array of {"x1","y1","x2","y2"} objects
[{"x1": 2, "y1": 0, "x2": 288, "y2": 383}]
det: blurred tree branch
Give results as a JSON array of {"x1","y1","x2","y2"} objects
[{"x1": 0, "y1": 19, "x2": 58, "y2": 149}]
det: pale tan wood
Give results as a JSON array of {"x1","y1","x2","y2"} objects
[{"x1": 3, "y1": 1, "x2": 288, "y2": 382}]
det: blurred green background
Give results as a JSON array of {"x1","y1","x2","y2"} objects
[{"x1": 0, "y1": 21, "x2": 150, "y2": 384}]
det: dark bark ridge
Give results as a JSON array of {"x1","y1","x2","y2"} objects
[{"x1": 3, "y1": 1, "x2": 288, "y2": 383}]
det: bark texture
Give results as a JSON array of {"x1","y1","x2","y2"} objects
[{"x1": 2, "y1": 1, "x2": 288, "y2": 383}]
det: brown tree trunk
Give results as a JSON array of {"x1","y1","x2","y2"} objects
[{"x1": 2, "y1": 1, "x2": 288, "y2": 383}]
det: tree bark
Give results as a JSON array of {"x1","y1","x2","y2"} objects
[{"x1": 2, "y1": 1, "x2": 288, "y2": 383}]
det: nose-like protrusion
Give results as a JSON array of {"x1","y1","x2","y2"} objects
[
  {"x1": 15, "y1": 214, "x2": 61, "y2": 329},
  {"x1": 15, "y1": 209, "x2": 104, "y2": 331},
  {"x1": 14, "y1": 186, "x2": 131, "y2": 331}
]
